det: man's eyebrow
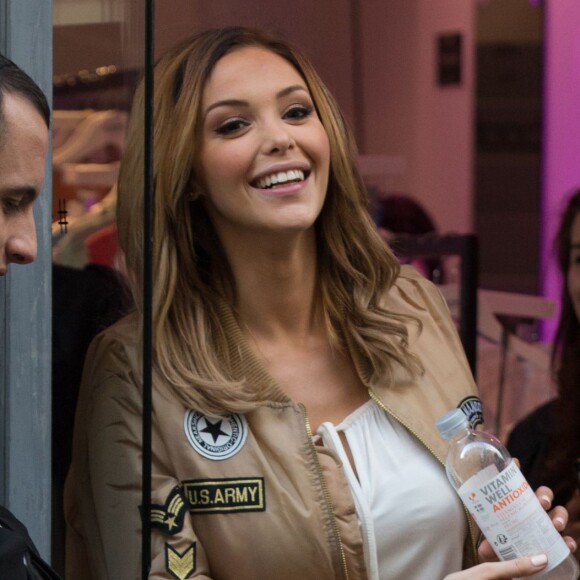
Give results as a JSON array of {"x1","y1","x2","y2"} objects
[{"x1": 203, "y1": 84, "x2": 309, "y2": 118}]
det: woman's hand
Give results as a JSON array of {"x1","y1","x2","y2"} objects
[
  {"x1": 446, "y1": 486, "x2": 578, "y2": 579},
  {"x1": 564, "y1": 489, "x2": 580, "y2": 562},
  {"x1": 478, "y1": 486, "x2": 577, "y2": 562},
  {"x1": 444, "y1": 554, "x2": 548, "y2": 579}
]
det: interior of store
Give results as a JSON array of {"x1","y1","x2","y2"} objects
[
  {"x1": 43, "y1": 0, "x2": 580, "y2": 572},
  {"x1": 51, "y1": 0, "x2": 547, "y2": 419}
]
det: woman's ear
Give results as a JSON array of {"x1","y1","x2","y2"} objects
[{"x1": 189, "y1": 179, "x2": 204, "y2": 201}]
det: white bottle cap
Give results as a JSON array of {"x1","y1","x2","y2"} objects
[{"x1": 436, "y1": 408, "x2": 469, "y2": 440}]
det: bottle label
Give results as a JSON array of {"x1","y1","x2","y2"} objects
[{"x1": 457, "y1": 460, "x2": 570, "y2": 572}]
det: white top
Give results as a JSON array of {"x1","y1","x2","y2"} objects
[{"x1": 317, "y1": 399, "x2": 467, "y2": 580}]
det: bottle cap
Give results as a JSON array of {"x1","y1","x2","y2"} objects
[{"x1": 436, "y1": 408, "x2": 469, "y2": 440}]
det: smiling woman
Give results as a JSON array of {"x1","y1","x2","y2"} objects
[
  {"x1": 198, "y1": 46, "x2": 330, "y2": 246},
  {"x1": 64, "y1": 26, "x2": 576, "y2": 580}
]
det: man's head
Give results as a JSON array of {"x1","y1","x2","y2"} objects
[{"x1": 0, "y1": 54, "x2": 49, "y2": 275}]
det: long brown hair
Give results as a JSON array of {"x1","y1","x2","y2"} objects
[
  {"x1": 117, "y1": 27, "x2": 420, "y2": 415},
  {"x1": 547, "y1": 190, "x2": 580, "y2": 499}
]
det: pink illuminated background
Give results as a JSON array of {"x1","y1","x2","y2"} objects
[{"x1": 541, "y1": 0, "x2": 580, "y2": 341}]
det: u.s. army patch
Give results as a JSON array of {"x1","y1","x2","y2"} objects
[
  {"x1": 165, "y1": 542, "x2": 196, "y2": 580},
  {"x1": 184, "y1": 411, "x2": 248, "y2": 460},
  {"x1": 150, "y1": 486, "x2": 188, "y2": 536},
  {"x1": 182, "y1": 477, "x2": 265, "y2": 514},
  {"x1": 458, "y1": 395, "x2": 484, "y2": 429}
]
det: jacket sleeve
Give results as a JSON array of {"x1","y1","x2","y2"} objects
[{"x1": 66, "y1": 331, "x2": 213, "y2": 579}]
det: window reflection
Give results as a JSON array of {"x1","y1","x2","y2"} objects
[{"x1": 52, "y1": 1, "x2": 142, "y2": 572}]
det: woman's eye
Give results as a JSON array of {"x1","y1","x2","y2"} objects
[
  {"x1": 215, "y1": 118, "x2": 249, "y2": 136},
  {"x1": 283, "y1": 104, "x2": 313, "y2": 121}
]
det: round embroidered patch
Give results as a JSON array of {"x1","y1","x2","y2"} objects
[
  {"x1": 184, "y1": 411, "x2": 248, "y2": 460},
  {"x1": 458, "y1": 396, "x2": 484, "y2": 429}
]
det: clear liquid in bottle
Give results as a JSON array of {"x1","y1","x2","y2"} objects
[{"x1": 436, "y1": 408, "x2": 579, "y2": 579}]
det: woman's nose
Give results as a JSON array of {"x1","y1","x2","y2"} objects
[{"x1": 261, "y1": 120, "x2": 295, "y2": 154}]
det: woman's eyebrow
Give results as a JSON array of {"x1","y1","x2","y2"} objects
[
  {"x1": 276, "y1": 84, "x2": 308, "y2": 98},
  {"x1": 204, "y1": 98, "x2": 248, "y2": 118},
  {"x1": 203, "y1": 84, "x2": 309, "y2": 118}
]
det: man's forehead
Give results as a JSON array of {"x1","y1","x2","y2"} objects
[
  {"x1": 2, "y1": 92, "x2": 48, "y2": 142},
  {"x1": 0, "y1": 93, "x2": 48, "y2": 199}
]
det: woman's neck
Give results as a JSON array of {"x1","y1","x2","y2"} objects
[{"x1": 227, "y1": 229, "x2": 321, "y2": 340}]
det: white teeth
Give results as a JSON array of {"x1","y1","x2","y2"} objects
[{"x1": 256, "y1": 169, "x2": 305, "y2": 189}]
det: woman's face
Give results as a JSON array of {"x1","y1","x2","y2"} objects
[
  {"x1": 198, "y1": 46, "x2": 330, "y2": 246},
  {"x1": 568, "y1": 212, "x2": 580, "y2": 322}
]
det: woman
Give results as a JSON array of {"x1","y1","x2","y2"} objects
[
  {"x1": 508, "y1": 190, "x2": 580, "y2": 560},
  {"x1": 65, "y1": 27, "x2": 574, "y2": 579}
]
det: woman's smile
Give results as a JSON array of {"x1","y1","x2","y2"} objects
[{"x1": 250, "y1": 162, "x2": 312, "y2": 199}]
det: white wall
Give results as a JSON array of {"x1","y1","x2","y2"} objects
[
  {"x1": 359, "y1": 0, "x2": 475, "y2": 233},
  {"x1": 414, "y1": 1, "x2": 475, "y2": 234}
]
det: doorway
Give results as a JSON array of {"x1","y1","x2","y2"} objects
[{"x1": 475, "y1": 0, "x2": 543, "y2": 295}]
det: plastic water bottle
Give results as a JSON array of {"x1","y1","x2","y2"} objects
[{"x1": 436, "y1": 408, "x2": 579, "y2": 579}]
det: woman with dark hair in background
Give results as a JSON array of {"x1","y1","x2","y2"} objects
[{"x1": 508, "y1": 190, "x2": 580, "y2": 560}]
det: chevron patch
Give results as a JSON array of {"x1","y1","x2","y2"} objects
[
  {"x1": 165, "y1": 542, "x2": 196, "y2": 580},
  {"x1": 150, "y1": 486, "x2": 189, "y2": 535}
]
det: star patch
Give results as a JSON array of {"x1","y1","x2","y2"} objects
[
  {"x1": 184, "y1": 411, "x2": 248, "y2": 460},
  {"x1": 458, "y1": 396, "x2": 484, "y2": 429},
  {"x1": 165, "y1": 542, "x2": 196, "y2": 580},
  {"x1": 149, "y1": 486, "x2": 188, "y2": 536}
]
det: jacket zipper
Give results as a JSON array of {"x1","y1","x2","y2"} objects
[
  {"x1": 368, "y1": 389, "x2": 479, "y2": 563},
  {"x1": 300, "y1": 404, "x2": 350, "y2": 580}
]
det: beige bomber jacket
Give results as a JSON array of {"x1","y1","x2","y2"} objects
[{"x1": 64, "y1": 266, "x2": 480, "y2": 579}]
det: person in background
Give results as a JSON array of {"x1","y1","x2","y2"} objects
[
  {"x1": 508, "y1": 189, "x2": 580, "y2": 562},
  {"x1": 51, "y1": 262, "x2": 132, "y2": 574},
  {"x1": 65, "y1": 27, "x2": 574, "y2": 579},
  {"x1": 0, "y1": 52, "x2": 60, "y2": 579},
  {"x1": 373, "y1": 192, "x2": 445, "y2": 283}
]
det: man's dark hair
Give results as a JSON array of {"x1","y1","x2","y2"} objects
[{"x1": 0, "y1": 52, "x2": 50, "y2": 143}]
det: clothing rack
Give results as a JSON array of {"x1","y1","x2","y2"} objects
[{"x1": 477, "y1": 288, "x2": 555, "y2": 434}]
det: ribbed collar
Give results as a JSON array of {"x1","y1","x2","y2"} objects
[
  {"x1": 215, "y1": 297, "x2": 378, "y2": 404},
  {"x1": 215, "y1": 298, "x2": 293, "y2": 403}
]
